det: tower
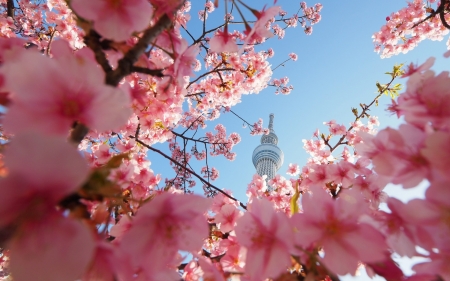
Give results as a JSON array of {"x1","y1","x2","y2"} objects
[{"x1": 252, "y1": 113, "x2": 284, "y2": 181}]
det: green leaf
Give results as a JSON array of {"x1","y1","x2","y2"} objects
[{"x1": 392, "y1": 63, "x2": 405, "y2": 77}]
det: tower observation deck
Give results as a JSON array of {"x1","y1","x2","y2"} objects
[{"x1": 252, "y1": 114, "x2": 284, "y2": 180}]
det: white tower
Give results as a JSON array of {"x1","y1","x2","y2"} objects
[{"x1": 252, "y1": 113, "x2": 284, "y2": 180}]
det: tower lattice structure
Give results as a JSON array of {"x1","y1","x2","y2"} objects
[{"x1": 252, "y1": 113, "x2": 284, "y2": 181}]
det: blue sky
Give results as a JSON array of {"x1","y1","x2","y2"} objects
[{"x1": 149, "y1": 1, "x2": 448, "y2": 279}]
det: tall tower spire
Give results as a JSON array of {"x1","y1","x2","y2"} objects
[
  {"x1": 252, "y1": 113, "x2": 284, "y2": 181},
  {"x1": 268, "y1": 113, "x2": 274, "y2": 131}
]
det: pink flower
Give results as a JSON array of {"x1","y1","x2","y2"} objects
[
  {"x1": 286, "y1": 163, "x2": 300, "y2": 176},
  {"x1": 70, "y1": 0, "x2": 153, "y2": 41},
  {"x1": 0, "y1": 132, "x2": 94, "y2": 281},
  {"x1": 327, "y1": 161, "x2": 354, "y2": 188},
  {"x1": 182, "y1": 260, "x2": 202, "y2": 281},
  {"x1": 220, "y1": 243, "x2": 246, "y2": 272},
  {"x1": 401, "y1": 57, "x2": 435, "y2": 78},
  {"x1": 356, "y1": 125, "x2": 430, "y2": 188},
  {"x1": 307, "y1": 163, "x2": 330, "y2": 186},
  {"x1": 94, "y1": 143, "x2": 112, "y2": 164},
  {"x1": 1, "y1": 41, "x2": 131, "y2": 136},
  {"x1": 419, "y1": 182, "x2": 450, "y2": 248},
  {"x1": 235, "y1": 198, "x2": 294, "y2": 281},
  {"x1": 292, "y1": 189, "x2": 387, "y2": 276},
  {"x1": 329, "y1": 123, "x2": 347, "y2": 135},
  {"x1": 378, "y1": 198, "x2": 425, "y2": 257},
  {"x1": 398, "y1": 70, "x2": 450, "y2": 130},
  {"x1": 215, "y1": 204, "x2": 241, "y2": 233},
  {"x1": 0, "y1": 132, "x2": 89, "y2": 227},
  {"x1": 120, "y1": 193, "x2": 210, "y2": 274},
  {"x1": 149, "y1": 0, "x2": 184, "y2": 18},
  {"x1": 9, "y1": 213, "x2": 95, "y2": 281},
  {"x1": 289, "y1": 52, "x2": 298, "y2": 61},
  {"x1": 246, "y1": 174, "x2": 268, "y2": 200},
  {"x1": 82, "y1": 242, "x2": 133, "y2": 281},
  {"x1": 412, "y1": 250, "x2": 450, "y2": 281},
  {"x1": 244, "y1": 6, "x2": 281, "y2": 44},
  {"x1": 197, "y1": 255, "x2": 225, "y2": 281},
  {"x1": 421, "y1": 131, "x2": 450, "y2": 181},
  {"x1": 172, "y1": 39, "x2": 200, "y2": 84},
  {"x1": 209, "y1": 28, "x2": 238, "y2": 53}
]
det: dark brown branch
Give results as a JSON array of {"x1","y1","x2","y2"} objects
[
  {"x1": 412, "y1": 0, "x2": 450, "y2": 29},
  {"x1": 439, "y1": 0, "x2": 450, "y2": 29},
  {"x1": 84, "y1": 30, "x2": 113, "y2": 74},
  {"x1": 131, "y1": 66, "x2": 164, "y2": 77},
  {"x1": 185, "y1": 91, "x2": 206, "y2": 97},
  {"x1": 106, "y1": 14, "x2": 173, "y2": 86},
  {"x1": 6, "y1": 0, "x2": 14, "y2": 18},
  {"x1": 72, "y1": 13, "x2": 175, "y2": 144}
]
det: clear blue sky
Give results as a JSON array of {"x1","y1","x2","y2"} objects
[{"x1": 150, "y1": 1, "x2": 448, "y2": 279}]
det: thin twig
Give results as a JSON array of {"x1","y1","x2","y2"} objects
[
  {"x1": 328, "y1": 76, "x2": 397, "y2": 152},
  {"x1": 187, "y1": 67, "x2": 235, "y2": 89},
  {"x1": 133, "y1": 124, "x2": 247, "y2": 210}
]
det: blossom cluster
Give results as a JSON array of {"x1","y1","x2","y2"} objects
[
  {"x1": 373, "y1": 0, "x2": 449, "y2": 58},
  {"x1": 0, "y1": 0, "x2": 323, "y2": 279},
  {"x1": 1, "y1": 0, "x2": 449, "y2": 280}
]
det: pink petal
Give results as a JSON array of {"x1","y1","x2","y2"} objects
[
  {"x1": 9, "y1": 215, "x2": 95, "y2": 281},
  {"x1": 4, "y1": 132, "x2": 89, "y2": 198},
  {"x1": 321, "y1": 239, "x2": 359, "y2": 276}
]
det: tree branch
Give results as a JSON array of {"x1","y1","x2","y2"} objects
[
  {"x1": 6, "y1": 0, "x2": 14, "y2": 18},
  {"x1": 106, "y1": 14, "x2": 173, "y2": 86},
  {"x1": 132, "y1": 124, "x2": 247, "y2": 210},
  {"x1": 131, "y1": 66, "x2": 164, "y2": 77},
  {"x1": 328, "y1": 76, "x2": 397, "y2": 153},
  {"x1": 84, "y1": 30, "x2": 113, "y2": 74},
  {"x1": 439, "y1": 0, "x2": 450, "y2": 29},
  {"x1": 73, "y1": 13, "x2": 175, "y2": 143}
]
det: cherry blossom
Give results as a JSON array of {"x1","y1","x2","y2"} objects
[
  {"x1": 1, "y1": 41, "x2": 131, "y2": 136},
  {"x1": 235, "y1": 198, "x2": 294, "y2": 280},
  {"x1": 0, "y1": 132, "x2": 94, "y2": 281},
  {"x1": 70, "y1": 0, "x2": 153, "y2": 41},
  {"x1": 292, "y1": 189, "x2": 387, "y2": 275},
  {"x1": 215, "y1": 204, "x2": 241, "y2": 233},
  {"x1": 373, "y1": 1, "x2": 450, "y2": 58},
  {"x1": 209, "y1": 28, "x2": 239, "y2": 53},
  {"x1": 244, "y1": 6, "x2": 281, "y2": 44},
  {"x1": 1, "y1": 1, "x2": 450, "y2": 280},
  {"x1": 286, "y1": 163, "x2": 300, "y2": 176},
  {"x1": 397, "y1": 65, "x2": 450, "y2": 130},
  {"x1": 120, "y1": 193, "x2": 210, "y2": 276}
]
